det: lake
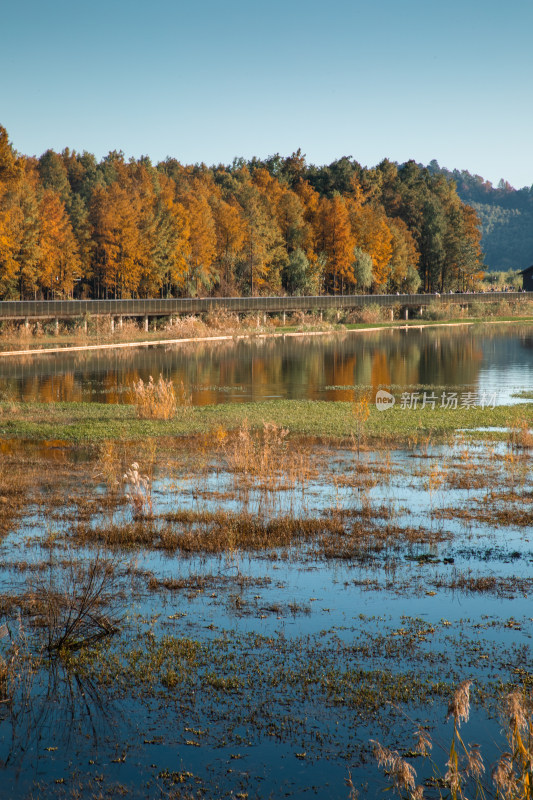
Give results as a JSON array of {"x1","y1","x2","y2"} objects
[{"x1": 1, "y1": 323, "x2": 533, "y2": 406}]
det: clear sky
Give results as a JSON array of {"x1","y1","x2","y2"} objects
[{"x1": 2, "y1": 0, "x2": 532, "y2": 188}]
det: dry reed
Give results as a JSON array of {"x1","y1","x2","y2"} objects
[
  {"x1": 123, "y1": 462, "x2": 152, "y2": 518},
  {"x1": 131, "y1": 374, "x2": 190, "y2": 420},
  {"x1": 372, "y1": 682, "x2": 533, "y2": 800},
  {"x1": 509, "y1": 420, "x2": 533, "y2": 450}
]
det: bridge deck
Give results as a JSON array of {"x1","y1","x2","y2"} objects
[{"x1": 0, "y1": 292, "x2": 527, "y2": 320}]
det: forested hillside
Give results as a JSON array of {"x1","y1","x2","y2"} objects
[
  {"x1": 0, "y1": 126, "x2": 484, "y2": 299},
  {"x1": 425, "y1": 161, "x2": 533, "y2": 270}
]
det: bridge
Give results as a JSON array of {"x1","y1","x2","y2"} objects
[{"x1": 0, "y1": 292, "x2": 528, "y2": 330}]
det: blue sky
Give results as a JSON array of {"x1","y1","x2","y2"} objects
[{"x1": 2, "y1": 0, "x2": 532, "y2": 188}]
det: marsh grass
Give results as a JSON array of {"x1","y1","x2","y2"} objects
[
  {"x1": 372, "y1": 682, "x2": 533, "y2": 800},
  {"x1": 2, "y1": 396, "x2": 533, "y2": 445},
  {"x1": 95, "y1": 439, "x2": 121, "y2": 491},
  {"x1": 123, "y1": 461, "x2": 153, "y2": 518},
  {"x1": 509, "y1": 419, "x2": 533, "y2": 450},
  {"x1": 0, "y1": 452, "x2": 38, "y2": 538},
  {"x1": 74, "y1": 509, "x2": 345, "y2": 554},
  {"x1": 223, "y1": 419, "x2": 289, "y2": 478},
  {"x1": 436, "y1": 502, "x2": 533, "y2": 527},
  {"x1": 352, "y1": 393, "x2": 371, "y2": 454},
  {"x1": 432, "y1": 574, "x2": 533, "y2": 597},
  {"x1": 346, "y1": 304, "x2": 393, "y2": 324},
  {"x1": 131, "y1": 374, "x2": 190, "y2": 420},
  {"x1": 147, "y1": 572, "x2": 272, "y2": 593}
]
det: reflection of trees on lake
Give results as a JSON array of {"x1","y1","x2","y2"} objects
[{"x1": 0, "y1": 325, "x2": 531, "y2": 403}]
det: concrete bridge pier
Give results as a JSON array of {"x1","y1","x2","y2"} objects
[
  {"x1": 403, "y1": 307, "x2": 409, "y2": 321},
  {"x1": 389, "y1": 309, "x2": 394, "y2": 322},
  {"x1": 282, "y1": 311, "x2": 286, "y2": 325},
  {"x1": 54, "y1": 318, "x2": 59, "y2": 335},
  {"x1": 110, "y1": 316, "x2": 115, "y2": 333},
  {"x1": 24, "y1": 317, "x2": 29, "y2": 331},
  {"x1": 143, "y1": 315, "x2": 149, "y2": 332},
  {"x1": 118, "y1": 315, "x2": 123, "y2": 329}
]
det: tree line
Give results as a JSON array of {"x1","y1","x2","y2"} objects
[
  {"x1": 425, "y1": 160, "x2": 533, "y2": 270},
  {"x1": 0, "y1": 126, "x2": 484, "y2": 300}
]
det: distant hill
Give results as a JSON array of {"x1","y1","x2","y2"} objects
[{"x1": 424, "y1": 161, "x2": 533, "y2": 271}]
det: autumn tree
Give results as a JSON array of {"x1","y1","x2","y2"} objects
[
  {"x1": 210, "y1": 196, "x2": 245, "y2": 291},
  {"x1": 222, "y1": 168, "x2": 287, "y2": 295},
  {"x1": 180, "y1": 191, "x2": 217, "y2": 295},
  {"x1": 282, "y1": 248, "x2": 313, "y2": 295},
  {"x1": 0, "y1": 127, "x2": 24, "y2": 296},
  {"x1": 16, "y1": 174, "x2": 42, "y2": 298},
  {"x1": 444, "y1": 202, "x2": 483, "y2": 291},
  {"x1": 348, "y1": 201, "x2": 392, "y2": 290},
  {"x1": 388, "y1": 218, "x2": 420, "y2": 292},
  {"x1": 0, "y1": 185, "x2": 22, "y2": 297},
  {"x1": 318, "y1": 194, "x2": 356, "y2": 292},
  {"x1": 141, "y1": 173, "x2": 190, "y2": 296},
  {"x1": 68, "y1": 193, "x2": 92, "y2": 295},
  {"x1": 38, "y1": 189, "x2": 81, "y2": 297},
  {"x1": 90, "y1": 181, "x2": 142, "y2": 297}
]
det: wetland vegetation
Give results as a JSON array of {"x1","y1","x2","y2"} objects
[{"x1": 0, "y1": 325, "x2": 532, "y2": 798}]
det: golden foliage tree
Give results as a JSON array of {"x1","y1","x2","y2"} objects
[
  {"x1": 180, "y1": 191, "x2": 217, "y2": 295},
  {"x1": 210, "y1": 197, "x2": 246, "y2": 290},
  {"x1": 38, "y1": 189, "x2": 81, "y2": 297},
  {"x1": 348, "y1": 200, "x2": 393, "y2": 289},
  {"x1": 318, "y1": 194, "x2": 356, "y2": 292},
  {"x1": 90, "y1": 180, "x2": 142, "y2": 297},
  {"x1": 388, "y1": 217, "x2": 420, "y2": 291}
]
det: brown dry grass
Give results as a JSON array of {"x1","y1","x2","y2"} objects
[
  {"x1": 130, "y1": 375, "x2": 191, "y2": 420},
  {"x1": 74, "y1": 509, "x2": 344, "y2": 554},
  {"x1": 509, "y1": 419, "x2": 533, "y2": 450},
  {"x1": 0, "y1": 453, "x2": 38, "y2": 538},
  {"x1": 374, "y1": 683, "x2": 533, "y2": 800}
]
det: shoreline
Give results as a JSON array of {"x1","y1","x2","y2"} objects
[{"x1": 1, "y1": 316, "x2": 532, "y2": 358}]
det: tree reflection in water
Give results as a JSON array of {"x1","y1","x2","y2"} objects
[{"x1": 1, "y1": 325, "x2": 528, "y2": 405}]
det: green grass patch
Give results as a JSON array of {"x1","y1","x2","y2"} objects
[{"x1": 0, "y1": 397, "x2": 531, "y2": 444}]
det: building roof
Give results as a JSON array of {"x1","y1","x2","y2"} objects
[{"x1": 519, "y1": 265, "x2": 533, "y2": 275}]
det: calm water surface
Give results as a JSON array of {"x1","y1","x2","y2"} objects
[{"x1": 1, "y1": 324, "x2": 533, "y2": 405}]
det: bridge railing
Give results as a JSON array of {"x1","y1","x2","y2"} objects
[{"x1": 0, "y1": 292, "x2": 528, "y2": 319}]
